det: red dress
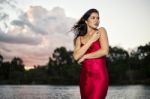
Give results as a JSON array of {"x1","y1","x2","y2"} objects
[{"x1": 80, "y1": 38, "x2": 109, "y2": 99}]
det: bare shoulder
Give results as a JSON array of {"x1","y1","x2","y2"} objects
[
  {"x1": 75, "y1": 36, "x2": 81, "y2": 45},
  {"x1": 98, "y1": 27, "x2": 108, "y2": 41},
  {"x1": 98, "y1": 27, "x2": 107, "y2": 34},
  {"x1": 77, "y1": 36, "x2": 82, "y2": 41}
]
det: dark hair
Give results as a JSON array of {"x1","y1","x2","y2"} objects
[{"x1": 72, "y1": 8, "x2": 99, "y2": 45}]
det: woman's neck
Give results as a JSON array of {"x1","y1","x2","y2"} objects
[{"x1": 87, "y1": 28, "x2": 97, "y2": 35}]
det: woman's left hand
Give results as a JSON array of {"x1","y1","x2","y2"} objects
[{"x1": 78, "y1": 55, "x2": 87, "y2": 64}]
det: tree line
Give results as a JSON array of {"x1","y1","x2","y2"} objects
[{"x1": 0, "y1": 42, "x2": 150, "y2": 85}]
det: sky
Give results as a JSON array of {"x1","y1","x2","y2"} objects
[{"x1": 0, "y1": 0, "x2": 150, "y2": 68}]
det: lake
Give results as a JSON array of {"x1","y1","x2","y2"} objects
[{"x1": 0, "y1": 85, "x2": 150, "y2": 99}]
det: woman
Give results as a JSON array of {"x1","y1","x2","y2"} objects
[{"x1": 72, "y1": 8, "x2": 109, "y2": 99}]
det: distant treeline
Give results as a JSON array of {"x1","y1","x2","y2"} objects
[{"x1": 0, "y1": 42, "x2": 150, "y2": 85}]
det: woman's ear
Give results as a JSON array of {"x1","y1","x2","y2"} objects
[{"x1": 85, "y1": 20, "x2": 88, "y2": 24}]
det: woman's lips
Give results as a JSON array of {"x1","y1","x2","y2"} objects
[{"x1": 94, "y1": 23, "x2": 99, "y2": 26}]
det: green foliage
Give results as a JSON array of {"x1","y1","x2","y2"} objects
[
  {"x1": 0, "y1": 42, "x2": 150, "y2": 85},
  {"x1": 0, "y1": 57, "x2": 25, "y2": 84},
  {"x1": 47, "y1": 47, "x2": 81, "y2": 85},
  {"x1": 107, "y1": 46, "x2": 129, "y2": 84}
]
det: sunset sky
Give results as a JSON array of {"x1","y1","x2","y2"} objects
[{"x1": 0, "y1": 0, "x2": 150, "y2": 68}]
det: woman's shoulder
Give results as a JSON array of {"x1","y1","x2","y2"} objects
[
  {"x1": 98, "y1": 27, "x2": 106, "y2": 32},
  {"x1": 75, "y1": 36, "x2": 82, "y2": 43},
  {"x1": 76, "y1": 36, "x2": 82, "y2": 40},
  {"x1": 98, "y1": 27, "x2": 107, "y2": 34}
]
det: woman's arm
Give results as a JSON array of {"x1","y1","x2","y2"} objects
[
  {"x1": 78, "y1": 27, "x2": 109, "y2": 62},
  {"x1": 73, "y1": 31, "x2": 100, "y2": 60},
  {"x1": 73, "y1": 37, "x2": 93, "y2": 61}
]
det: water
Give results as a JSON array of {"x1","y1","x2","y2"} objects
[{"x1": 0, "y1": 85, "x2": 150, "y2": 99}]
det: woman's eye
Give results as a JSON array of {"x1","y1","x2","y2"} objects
[
  {"x1": 91, "y1": 17, "x2": 99, "y2": 20},
  {"x1": 91, "y1": 17, "x2": 95, "y2": 19}
]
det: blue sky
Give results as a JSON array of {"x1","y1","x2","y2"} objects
[{"x1": 0, "y1": 0, "x2": 150, "y2": 67}]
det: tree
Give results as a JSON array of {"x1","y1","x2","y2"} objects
[
  {"x1": 52, "y1": 47, "x2": 73, "y2": 65},
  {"x1": 0, "y1": 54, "x2": 3, "y2": 64},
  {"x1": 11, "y1": 57, "x2": 25, "y2": 72},
  {"x1": 107, "y1": 46, "x2": 129, "y2": 84},
  {"x1": 1, "y1": 62, "x2": 11, "y2": 80},
  {"x1": 0, "y1": 54, "x2": 4, "y2": 80},
  {"x1": 47, "y1": 46, "x2": 81, "y2": 84},
  {"x1": 137, "y1": 42, "x2": 150, "y2": 77}
]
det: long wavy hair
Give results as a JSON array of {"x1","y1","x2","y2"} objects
[{"x1": 72, "y1": 8, "x2": 99, "y2": 45}]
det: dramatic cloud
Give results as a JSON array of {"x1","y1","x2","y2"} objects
[
  {"x1": 0, "y1": 6, "x2": 76, "y2": 67},
  {"x1": 0, "y1": 0, "x2": 16, "y2": 8},
  {"x1": 0, "y1": 29, "x2": 42, "y2": 45},
  {"x1": 0, "y1": 13, "x2": 8, "y2": 21},
  {"x1": 14, "y1": 6, "x2": 75, "y2": 35}
]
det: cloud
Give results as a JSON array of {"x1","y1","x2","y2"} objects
[
  {"x1": 11, "y1": 6, "x2": 75, "y2": 35},
  {"x1": 0, "y1": 13, "x2": 9, "y2": 21},
  {"x1": 0, "y1": 0, "x2": 16, "y2": 7},
  {"x1": 0, "y1": 6, "x2": 76, "y2": 66},
  {"x1": 0, "y1": 30, "x2": 42, "y2": 45}
]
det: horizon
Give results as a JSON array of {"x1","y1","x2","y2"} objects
[{"x1": 1, "y1": 41, "x2": 149, "y2": 69}]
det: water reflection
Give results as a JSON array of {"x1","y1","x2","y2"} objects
[
  {"x1": 0, "y1": 85, "x2": 150, "y2": 99},
  {"x1": 0, "y1": 85, "x2": 80, "y2": 99},
  {"x1": 106, "y1": 85, "x2": 150, "y2": 99}
]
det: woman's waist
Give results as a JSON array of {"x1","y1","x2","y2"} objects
[
  {"x1": 82, "y1": 56, "x2": 106, "y2": 64},
  {"x1": 81, "y1": 58, "x2": 107, "y2": 72}
]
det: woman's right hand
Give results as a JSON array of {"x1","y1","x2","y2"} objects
[{"x1": 89, "y1": 31, "x2": 100, "y2": 43}]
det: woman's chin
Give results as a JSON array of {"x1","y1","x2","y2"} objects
[
  {"x1": 93, "y1": 27, "x2": 98, "y2": 30},
  {"x1": 89, "y1": 25, "x2": 98, "y2": 30}
]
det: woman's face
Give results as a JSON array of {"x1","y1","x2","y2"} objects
[{"x1": 85, "y1": 12, "x2": 99, "y2": 29}]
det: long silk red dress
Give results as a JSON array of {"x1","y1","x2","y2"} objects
[{"x1": 80, "y1": 38, "x2": 109, "y2": 99}]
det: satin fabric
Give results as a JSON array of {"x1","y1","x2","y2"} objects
[{"x1": 80, "y1": 39, "x2": 109, "y2": 99}]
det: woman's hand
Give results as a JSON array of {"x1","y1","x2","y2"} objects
[
  {"x1": 89, "y1": 31, "x2": 100, "y2": 43},
  {"x1": 78, "y1": 55, "x2": 88, "y2": 64}
]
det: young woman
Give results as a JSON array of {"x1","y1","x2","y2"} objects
[{"x1": 72, "y1": 8, "x2": 109, "y2": 99}]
